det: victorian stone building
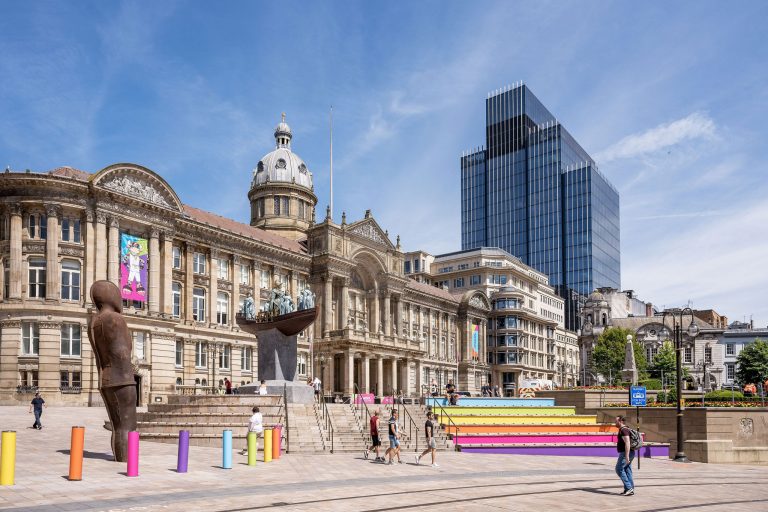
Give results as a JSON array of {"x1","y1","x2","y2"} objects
[
  {"x1": 0, "y1": 115, "x2": 497, "y2": 404},
  {"x1": 579, "y1": 289, "x2": 725, "y2": 389}
]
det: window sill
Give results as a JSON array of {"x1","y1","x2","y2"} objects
[{"x1": 60, "y1": 355, "x2": 82, "y2": 360}]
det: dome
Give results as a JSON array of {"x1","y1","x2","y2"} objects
[
  {"x1": 252, "y1": 113, "x2": 313, "y2": 190},
  {"x1": 586, "y1": 290, "x2": 606, "y2": 304}
]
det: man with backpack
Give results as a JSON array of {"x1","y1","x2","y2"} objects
[{"x1": 615, "y1": 415, "x2": 639, "y2": 496}]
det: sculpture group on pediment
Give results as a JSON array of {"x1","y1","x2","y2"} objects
[{"x1": 101, "y1": 174, "x2": 172, "y2": 208}]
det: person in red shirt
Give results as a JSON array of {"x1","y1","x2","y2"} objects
[
  {"x1": 224, "y1": 378, "x2": 232, "y2": 395},
  {"x1": 363, "y1": 410, "x2": 383, "y2": 462}
]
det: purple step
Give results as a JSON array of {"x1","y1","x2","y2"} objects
[{"x1": 459, "y1": 444, "x2": 669, "y2": 458}]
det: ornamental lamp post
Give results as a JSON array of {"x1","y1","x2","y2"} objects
[{"x1": 661, "y1": 308, "x2": 699, "y2": 463}]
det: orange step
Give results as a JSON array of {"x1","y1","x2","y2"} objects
[{"x1": 444, "y1": 424, "x2": 615, "y2": 435}]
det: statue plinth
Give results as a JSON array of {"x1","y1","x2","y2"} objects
[{"x1": 236, "y1": 309, "x2": 317, "y2": 404}]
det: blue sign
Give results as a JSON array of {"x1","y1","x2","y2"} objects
[{"x1": 629, "y1": 386, "x2": 647, "y2": 406}]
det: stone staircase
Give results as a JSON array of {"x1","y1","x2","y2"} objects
[
  {"x1": 286, "y1": 403, "x2": 327, "y2": 453},
  {"x1": 321, "y1": 403, "x2": 368, "y2": 453},
  {"x1": 136, "y1": 395, "x2": 284, "y2": 449}
]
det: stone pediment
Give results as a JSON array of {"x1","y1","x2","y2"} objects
[
  {"x1": 346, "y1": 218, "x2": 393, "y2": 249},
  {"x1": 91, "y1": 163, "x2": 183, "y2": 212}
]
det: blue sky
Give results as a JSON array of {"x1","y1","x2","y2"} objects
[{"x1": 2, "y1": 1, "x2": 767, "y2": 327}]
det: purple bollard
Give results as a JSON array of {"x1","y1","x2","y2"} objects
[
  {"x1": 177, "y1": 430, "x2": 190, "y2": 473},
  {"x1": 126, "y1": 431, "x2": 139, "y2": 477}
]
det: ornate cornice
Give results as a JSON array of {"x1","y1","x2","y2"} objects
[
  {"x1": 0, "y1": 319, "x2": 21, "y2": 328},
  {"x1": 44, "y1": 203, "x2": 61, "y2": 218},
  {"x1": 39, "y1": 321, "x2": 62, "y2": 329},
  {"x1": 96, "y1": 211, "x2": 108, "y2": 224}
]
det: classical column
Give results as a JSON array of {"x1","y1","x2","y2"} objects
[
  {"x1": 345, "y1": 351, "x2": 355, "y2": 395},
  {"x1": 327, "y1": 353, "x2": 336, "y2": 393},
  {"x1": 44, "y1": 205, "x2": 60, "y2": 301},
  {"x1": 95, "y1": 211, "x2": 107, "y2": 282},
  {"x1": 427, "y1": 309, "x2": 434, "y2": 356},
  {"x1": 83, "y1": 210, "x2": 95, "y2": 305},
  {"x1": 161, "y1": 231, "x2": 173, "y2": 315},
  {"x1": 184, "y1": 243, "x2": 194, "y2": 321},
  {"x1": 8, "y1": 205, "x2": 22, "y2": 299},
  {"x1": 404, "y1": 360, "x2": 412, "y2": 396},
  {"x1": 376, "y1": 357, "x2": 384, "y2": 397},
  {"x1": 393, "y1": 298, "x2": 400, "y2": 336},
  {"x1": 340, "y1": 279, "x2": 349, "y2": 329},
  {"x1": 107, "y1": 216, "x2": 119, "y2": 286},
  {"x1": 209, "y1": 249, "x2": 219, "y2": 325},
  {"x1": 148, "y1": 228, "x2": 160, "y2": 313},
  {"x1": 323, "y1": 276, "x2": 333, "y2": 336},
  {"x1": 371, "y1": 292, "x2": 379, "y2": 334},
  {"x1": 383, "y1": 293, "x2": 392, "y2": 336},
  {"x1": 391, "y1": 358, "x2": 399, "y2": 395},
  {"x1": 231, "y1": 255, "x2": 240, "y2": 320},
  {"x1": 417, "y1": 360, "x2": 424, "y2": 396},
  {"x1": 0, "y1": 321, "x2": 20, "y2": 391},
  {"x1": 362, "y1": 354, "x2": 371, "y2": 393},
  {"x1": 289, "y1": 271, "x2": 297, "y2": 299}
]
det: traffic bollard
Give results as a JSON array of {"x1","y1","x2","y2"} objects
[{"x1": 68, "y1": 426, "x2": 85, "y2": 481}]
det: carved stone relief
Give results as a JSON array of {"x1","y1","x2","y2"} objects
[
  {"x1": 100, "y1": 174, "x2": 172, "y2": 208},
  {"x1": 349, "y1": 222, "x2": 387, "y2": 245}
]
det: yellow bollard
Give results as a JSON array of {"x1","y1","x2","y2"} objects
[
  {"x1": 264, "y1": 429, "x2": 273, "y2": 463},
  {"x1": 1, "y1": 430, "x2": 16, "y2": 486}
]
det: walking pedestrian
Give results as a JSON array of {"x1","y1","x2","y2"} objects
[
  {"x1": 312, "y1": 376, "x2": 322, "y2": 401},
  {"x1": 29, "y1": 392, "x2": 45, "y2": 429},
  {"x1": 384, "y1": 409, "x2": 402, "y2": 464},
  {"x1": 364, "y1": 410, "x2": 384, "y2": 461},
  {"x1": 415, "y1": 411, "x2": 439, "y2": 467},
  {"x1": 615, "y1": 416, "x2": 635, "y2": 495},
  {"x1": 240, "y1": 406, "x2": 264, "y2": 455}
]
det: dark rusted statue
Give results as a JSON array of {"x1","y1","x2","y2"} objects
[{"x1": 88, "y1": 280, "x2": 137, "y2": 462}]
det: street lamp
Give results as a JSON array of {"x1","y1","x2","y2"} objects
[{"x1": 661, "y1": 308, "x2": 699, "y2": 463}]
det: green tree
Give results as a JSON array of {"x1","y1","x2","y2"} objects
[
  {"x1": 591, "y1": 327, "x2": 647, "y2": 385},
  {"x1": 735, "y1": 338, "x2": 768, "y2": 386},
  {"x1": 649, "y1": 340, "x2": 689, "y2": 388}
]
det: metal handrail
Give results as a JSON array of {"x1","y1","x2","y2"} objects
[
  {"x1": 319, "y1": 388, "x2": 335, "y2": 453},
  {"x1": 430, "y1": 398, "x2": 460, "y2": 451},
  {"x1": 353, "y1": 383, "x2": 374, "y2": 443},
  {"x1": 398, "y1": 399, "x2": 419, "y2": 452},
  {"x1": 283, "y1": 383, "x2": 290, "y2": 453}
]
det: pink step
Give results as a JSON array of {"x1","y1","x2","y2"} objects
[{"x1": 454, "y1": 434, "x2": 625, "y2": 445}]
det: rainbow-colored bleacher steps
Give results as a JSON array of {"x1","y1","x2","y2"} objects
[{"x1": 426, "y1": 397, "x2": 669, "y2": 458}]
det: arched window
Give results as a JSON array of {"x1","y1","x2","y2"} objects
[
  {"x1": 201, "y1": 378, "x2": 208, "y2": 387},
  {"x1": 601, "y1": 313, "x2": 607, "y2": 325},
  {"x1": 175, "y1": 377, "x2": 182, "y2": 386},
  {"x1": 194, "y1": 378, "x2": 201, "y2": 385}
]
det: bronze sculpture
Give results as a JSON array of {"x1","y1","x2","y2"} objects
[{"x1": 88, "y1": 280, "x2": 137, "y2": 462}]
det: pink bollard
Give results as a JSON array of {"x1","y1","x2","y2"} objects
[{"x1": 126, "y1": 431, "x2": 139, "y2": 477}]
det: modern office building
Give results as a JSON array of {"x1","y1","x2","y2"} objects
[{"x1": 461, "y1": 83, "x2": 621, "y2": 330}]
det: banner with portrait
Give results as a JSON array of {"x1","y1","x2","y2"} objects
[
  {"x1": 471, "y1": 323, "x2": 480, "y2": 359},
  {"x1": 120, "y1": 233, "x2": 149, "y2": 302}
]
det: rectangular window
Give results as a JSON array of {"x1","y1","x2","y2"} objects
[
  {"x1": 193, "y1": 252, "x2": 206, "y2": 274},
  {"x1": 60, "y1": 371, "x2": 69, "y2": 389},
  {"x1": 61, "y1": 260, "x2": 81, "y2": 301},
  {"x1": 241, "y1": 346, "x2": 252, "y2": 372},
  {"x1": 175, "y1": 340, "x2": 183, "y2": 367},
  {"x1": 4, "y1": 263, "x2": 9, "y2": 299},
  {"x1": 726, "y1": 363, "x2": 735, "y2": 381},
  {"x1": 172, "y1": 246, "x2": 181, "y2": 269},
  {"x1": 240, "y1": 264, "x2": 250, "y2": 285},
  {"x1": 192, "y1": 288, "x2": 206, "y2": 322},
  {"x1": 219, "y1": 345, "x2": 231, "y2": 370},
  {"x1": 296, "y1": 353, "x2": 307, "y2": 376},
  {"x1": 684, "y1": 346, "x2": 692, "y2": 363},
  {"x1": 40, "y1": 214, "x2": 47, "y2": 239},
  {"x1": 72, "y1": 219, "x2": 81, "y2": 243},
  {"x1": 217, "y1": 258, "x2": 229, "y2": 280},
  {"x1": 60, "y1": 323, "x2": 81, "y2": 357},
  {"x1": 453, "y1": 278, "x2": 465, "y2": 288},
  {"x1": 172, "y1": 282, "x2": 182, "y2": 318},
  {"x1": 61, "y1": 218, "x2": 70, "y2": 241},
  {"x1": 22, "y1": 322, "x2": 40, "y2": 355},
  {"x1": 260, "y1": 270, "x2": 270, "y2": 289},
  {"x1": 705, "y1": 345, "x2": 712, "y2": 364},
  {"x1": 414, "y1": 259, "x2": 420, "y2": 272},
  {"x1": 216, "y1": 292, "x2": 229, "y2": 325},
  {"x1": 470, "y1": 274, "x2": 481, "y2": 285},
  {"x1": 133, "y1": 331, "x2": 147, "y2": 361},
  {"x1": 726, "y1": 343, "x2": 734, "y2": 356},
  {"x1": 404, "y1": 261, "x2": 411, "y2": 274},
  {"x1": 28, "y1": 258, "x2": 46, "y2": 298},
  {"x1": 28, "y1": 214, "x2": 36, "y2": 238},
  {"x1": 274, "y1": 196, "x2": 281, "y2": 215},
  {"x1": 195, "y1": 342, "x2": 207, "y2": 368},
  {"x1": 282, "y1": 197, "x2": 290, "y2": 215},
  {"x1": 71, "y1": 371, "x2": 81, "y2": 388},
  {"x1": 298, "y1": 200, "x2": 305, "y2": 220}
]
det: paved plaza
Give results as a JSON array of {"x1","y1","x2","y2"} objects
[{"x1": 0, "y1": 406, "x2": 766, "y2": 512}]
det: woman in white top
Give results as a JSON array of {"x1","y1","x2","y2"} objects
[
  {"x1": 258, "y1": 379, "x2": 268, "y2": 396},
  {"x1": 241, "y1": 406, "x2": 264, "y2": 455}
]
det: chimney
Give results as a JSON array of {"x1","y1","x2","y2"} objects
[{"x1": 645, "y1": 302, "x2": 653, "y2": 317}]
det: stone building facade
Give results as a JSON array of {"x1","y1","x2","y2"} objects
[
  {"x1": 0, "y1": 115, "x2": 502, "y2": 404},
  {"x1": 579, "y1": 291, "x2": 725, "y2": 389}
]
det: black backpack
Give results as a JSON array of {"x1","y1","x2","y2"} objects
[{"x1": 628, "y1": 428, "x2": 643, "y2": 450}]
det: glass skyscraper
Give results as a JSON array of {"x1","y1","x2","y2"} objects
[{"x1": 461, "y1": 83, "x2": 620, "y2": 330}]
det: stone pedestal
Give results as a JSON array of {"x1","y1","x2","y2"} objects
[{"x1": 239, "y1": 327, "x2": 313, "y2": 403}]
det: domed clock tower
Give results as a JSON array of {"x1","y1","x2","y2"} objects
[{"x1": 248, "y1": 113, "x2": 318, "y2": 240}]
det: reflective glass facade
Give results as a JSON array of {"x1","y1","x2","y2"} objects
[{"x1": 460, "y1": 84, "x2": 620, "y2": 330}]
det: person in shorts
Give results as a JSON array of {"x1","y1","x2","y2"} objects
[
  {"x1": 364, "y1": 410, "x2": 383, "y2": 461},
  {"x1": 415, "y1": 411, "x2": 439, "y2": 467},
  {"x1": 384, "y1": 409, "x2": 402, "y2": 464}
]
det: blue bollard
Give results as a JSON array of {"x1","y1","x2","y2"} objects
[{"x1": 222, "y1": 430, "x2": 232, "y2": 469}]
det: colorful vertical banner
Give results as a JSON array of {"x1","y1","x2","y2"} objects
[
  {"x1": 471, "y1": 324, "x2": 480, "y2": 359},
  {"x1": 120, "y1": 233, "x2": 148, "y2": 302}
]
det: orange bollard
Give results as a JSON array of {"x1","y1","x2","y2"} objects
[
  {"x1": 272, "y1": 425, "x2": 280, "y2": 460},
  {"x1": 68, "y1": 426, "x2": 85, "y2": 481}
]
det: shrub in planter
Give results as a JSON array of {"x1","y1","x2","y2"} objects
[
  {"x1": 704, "y1": 390, "x2": 744, "y2": 400},
  {"x1": 656, "y1": 389, "x2": 677, "y2": 403},
  {"x1": 638, "y1": 379, "x2": 662, "y2": 390}
]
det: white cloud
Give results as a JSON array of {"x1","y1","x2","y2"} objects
[{"x1": 596, "y1": 112, "x2": 716, "y2": 163}]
